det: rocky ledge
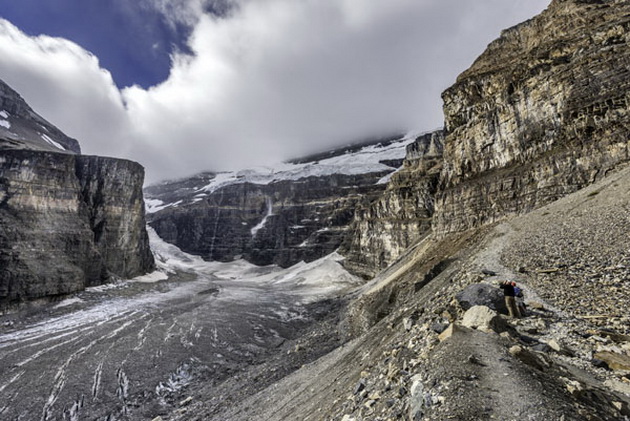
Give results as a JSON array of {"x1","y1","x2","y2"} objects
[{"x1": 434, "y1": 0, "x2": 630, "y2": 234}]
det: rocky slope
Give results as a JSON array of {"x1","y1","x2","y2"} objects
[
  {"x1": 0, "y1": 80, "x2": 154, "y2": 310},
  {"x1": 434, "y1": 0, "x2": 630, "y2": 234},
  {"x1": 340, "y1": 130, "x2": 444, "y2": 278},
  {"x1": 175, "y1": 159, "x2": 630, "y2": 421},
  {"x1": 145, "y1": 134, "x2": 415, "y2": 268}
]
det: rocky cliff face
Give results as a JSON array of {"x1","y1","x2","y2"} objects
[
  {"x1": 0, "y1": 81, "x2": 153, "y2": 309},
  {"x1": 0, "y1": 151, "x2": 154, "y2": 307},
  {"x1": 145, "y1": 136, "x2": 412, "y2": 267},
  {"x1": 340, "y1": 130, "x2": 444, "y2": 278},
  {"x1": 148, "y1": 0, "x2": 630, "y2": 279},
  {"x1": 434, "y1": 0, "x2": 630, "y2": 234}
]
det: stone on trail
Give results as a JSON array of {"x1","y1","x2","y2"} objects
[
  {"x1": 456, "y1": 283, "x2": 508, "y2": 314},
  {"x1": 546, "y1": 338, "x2": 574, "y2": 356},
  {"x1": 408, "y1": 374, "x2": 425, "y2": 421},
  {"x1": 461, "y1": 305, "x2": 507, "y2": 333},
  {"x1": 430, "y1": 321, "x2": 449, "y2": 334},
  {"x1": 179, "y1": 396, "x2": 193, "y2": 407},
  {"x1": 593, "y1": 351, "x2": 630, "y2": 371},
  {"x1": 354, "y1": 378, "x2": 367, "y2": 394},
  {"x1": 438, "y1": 323, "x2": 472, "y2": 342},
  {"x1": 509, "y1": 345, "x2": 551, "y2": 371}
]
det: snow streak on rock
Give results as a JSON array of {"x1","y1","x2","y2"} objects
[{"x1": 251, "y1": 197, "x2": 273, "y2": 238}]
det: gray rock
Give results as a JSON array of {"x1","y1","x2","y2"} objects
[
  {"x1": 531, "y1": 343, "x2": 552, "y2": 353},
  {"x1": 456, "y1": 283, "x2": 507, "y2": 314},
  {"x1": 430, "y1": 321, "x2": 449, "y2": 334},
  {"x1": 353, "y1": 379, "x2": 367, "y2": 395},
  {"x1": 408, "y1": 374, "x2": 425, "y2": 421},
  {"x1": 591, "y1": 358, "x2": 609, "y2": 370},
  {"x1": 509, "y1": 345, "x2": 550, "y2": 372}
]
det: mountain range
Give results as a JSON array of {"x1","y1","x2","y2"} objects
[{"x1": 0, "y1": 0, "x2": 629, "y2": 419}]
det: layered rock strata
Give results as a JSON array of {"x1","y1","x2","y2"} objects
[
  {"x1": 148, "y1": 173, "x2": 390, "y2": 268},
  {"x1": 341, "y1": 130, "x2": 444, "y2": 278},
  {"x1": 145, "y1": 136, "x2": 413, "y2": 268},
  {"x1": 434, "y1": 0, "x2": 630, "y2": 234},
  {"x1": 0, "y1": 151, "x2": 154, "y2": 307}
]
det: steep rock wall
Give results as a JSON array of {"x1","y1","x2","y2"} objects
[
  {"x1": 434, "y1": 0, "x2": 630, "y2": 234},
  {"x1": 0, "y1": 150, "x2": 154, "y2": 307},
  {"x1": 75, "y1": 156, "x2": 154, "y2": 283},
  {"x1": 148, "y1": 172, "x2": 389, "y2": 267},
  {"x1": 340, "y1": 130, "x2": 444, "y2": 278}
]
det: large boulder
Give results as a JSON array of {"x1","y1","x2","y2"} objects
[
  {"x1": 461, "y1": 305, "x2": 507, "y2": 333},
  {"x1": 456, "y1": 283, "x2": 507, "y2": 314}
]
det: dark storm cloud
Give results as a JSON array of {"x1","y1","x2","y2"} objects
[{"x1": 0, "y1": 0, "x2": 550, "y2": 183}]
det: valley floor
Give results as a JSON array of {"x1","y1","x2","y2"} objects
[{"x1": 0, "y1": 234, "x2": 359, "y2": 421}]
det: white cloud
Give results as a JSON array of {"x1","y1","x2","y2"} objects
[
  {"x1": 0, "y1": 0, "x2": 550, "y2": 184},
  {"x1": 0, "y1": 20, "x2": 131, "y2": 157}
]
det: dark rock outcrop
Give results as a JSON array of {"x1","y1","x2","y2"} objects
[
  {"x1": 434, "y1": 0, "x2": 630, "y2": 234},
  {"x1": 0, "y1": 151, "x2": 154, "y2": 307},
  {"x1": 0, "y1": 80, "x2": 153, "y2": 309},
  {"x1": 0, "y1": 78, "x2": 80, "y2": 153},
  {"x1": 341, "y1": 130, "x2": 444, "y2": 278},
  {"x1": 455, "y1": 283, "x2": 508, "y2": 315},
  {"x1": 75, "y1": 156, "x2": 154, "y2": 282}
]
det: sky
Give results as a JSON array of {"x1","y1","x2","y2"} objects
[{"x1": 0, "y1": 0, "x2": 550, "y2": 184}]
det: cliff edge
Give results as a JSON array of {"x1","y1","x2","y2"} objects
[{"x1": 0, "y1": 80, "x2": 154, "y2": 310}]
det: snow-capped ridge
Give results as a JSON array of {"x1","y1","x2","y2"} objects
[{"x1": 196, "y1": 133, "x2": 417, "y2": 195}]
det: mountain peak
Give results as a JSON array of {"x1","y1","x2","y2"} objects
[{"x1": 0, "y1": 78, "x2": 81, "y2": 154}]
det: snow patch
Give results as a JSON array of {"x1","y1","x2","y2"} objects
[
  {"x1": 148, "y1": 226, "x2": 361, "y2": 301},
  {"x1": 248, "y1": 253, "x2": 361, "y2": 302},
  {"x1": 145, "y1": 199, "x2": 182, "y2": 214},
  {"x1": 40, "y1": 133, "x2": 65, "y2": 150},
  {"x1": 54, "y1": 297, "x2": 84, "y2": 309},
  {"x1": 131, "y1": 271, "x2": 169, "y2": 283},
  {"x1": 0, "y1": 111, "x2": 10, "y2": 129}
]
